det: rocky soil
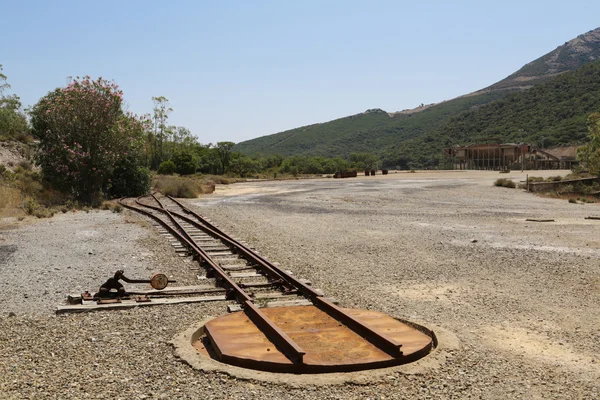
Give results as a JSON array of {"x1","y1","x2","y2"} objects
[{"x1": 1, "y1": 170, "x2": 599, "y2": 399}]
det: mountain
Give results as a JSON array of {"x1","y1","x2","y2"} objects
[
  {"x1": 235, "y1": 27, "x2": 600, "y2": 167},
  {"x1": 489, "y1": 28, "x2": 600, "y2": 91}
]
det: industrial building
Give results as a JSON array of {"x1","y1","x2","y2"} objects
[{"x1": 444, "y1": 142, "x2": 579, "y2": 170}]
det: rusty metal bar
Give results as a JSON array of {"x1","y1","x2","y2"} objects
[
  {"x1": 244, "y1": 300, "x2": 305, "y2": 363},
  {"x1": 313, "y1": 297, "x2": 403, "y2": 356}
]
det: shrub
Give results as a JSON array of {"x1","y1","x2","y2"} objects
[
  {"x1": 17, "y1": 160, "x2": 32, "y2": 171},
  {"x1": 569, "y1": 198, "x2": 577, "y2": 203},
  {"x1": 558, "y1": 184, "x2": 575, "y2": 194},
  {"x1": 502, "y1": 179, "x2": 516, "y2": 188},
  {"x1": 33, "y1": 208, "x2": 55, "y2": 218},
  {"x1": 162, "y1": 181, "x2": 198, "y2": 198},
  {"x1": 152, "y1": 175, "x2": 215, "y2": 198},
  {"x1": 21, "y1": 196, "x2": 39, "y2": 215},
  {"x1": 158, "y1": 160, "x2": 176, "y2": 175},
  {"x1": 172, "y1": 152, "x2": 197, "y2": 175},
  {"x1": 546, "y1": 176, "x2": 563, "y2": 182},
  {"x1": 494, "y1": 178, "x2": 506, "y2": 187},
  {"x1": 109, "y1": 161, "x2": 151, "y2": 198},
  {"x1": 30, "y1": 76, "x2": 150, "y2": 203}
]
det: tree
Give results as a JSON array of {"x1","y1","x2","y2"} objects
[
  {"x1": 158, "y1": 160, "x2": 176, "y2": 175},
  {"x1": 578, "y1": 112, "x2": 600, "y2": 175},
  {"x1": 0, "y1": 65, "x2": 29, "y2": 140},
  {"x1": 216, "y1": 141, "x2": 235, "y2": 174},
  {"x1": 150, "y1": 96, "x2": 173, "y2": 169},
  {"x1": 30, "y1": 76, "x2": 151, "y2": 202},
  {"x1": 171, "y1": 152, "x2": 197, "y2": 175}
]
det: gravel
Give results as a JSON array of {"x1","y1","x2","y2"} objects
[{"x1": 1, "y1": 170, "x2": 599, "y2": 398}]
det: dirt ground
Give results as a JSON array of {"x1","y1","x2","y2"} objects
[{"x1": 1, "y1": 170, "x2": 599, "y2": 399}]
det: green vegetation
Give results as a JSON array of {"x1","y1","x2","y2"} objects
[
  {"x1": 235, "y1": 92, "x2": 508, "y2": 169},
  {"x1": 30, "y1": 76, "x2": 151, "y2": 203},
  {"x1": 0, "y1": 65, "x2": 30, "y2": 142},
  {"x1": 577, "y1": 111, "x2": 600, "y2": 175},
  {"x1": 158, "y1": 160, "x2": 176, "y2": 175},
  {"x1": 439, "y1": 60, "x2": 600, "y2": 148}
]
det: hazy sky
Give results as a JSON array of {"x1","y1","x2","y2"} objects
[{"x1": 2, "y1": 1, "x2": 600, "y2": 144}]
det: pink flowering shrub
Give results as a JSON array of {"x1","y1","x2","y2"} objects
[{"x1": 30, "y1": 77, "x2": 151, "y2": 201}]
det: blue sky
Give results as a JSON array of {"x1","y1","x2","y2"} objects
[{"x1": 2, "y1": 0, "x2": 600, "y2": 144}]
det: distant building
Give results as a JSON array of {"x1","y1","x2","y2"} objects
[{"x1": 444, "y1": 142, "x2": 579, "y2": 170}]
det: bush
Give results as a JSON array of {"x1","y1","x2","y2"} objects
[
  {"x1": 546, "y1": 175, "x2": 563, "y2": 182},
  {"x1": 154, "y1": 175, "x2": 200, "y2": 198},
  {"x1": 30, "y1": 76, "x2": 150, "y2": 203},
  {"x1": 162, "y1": 181, "x2": 199, "y2": 198},
  {"x1": 495, "y1": 178, "x2": 515, "y2": 188},
  {"x1": 109, "y1": 161, "x2": 151, "y2": 198},
  {"x1": 172, "y1": 152, "x2": 197, "y2": 175},
  {"x1": 22, "y1": 196, "x2": 39, "y2": 215},
  {"x1": 502, "y1": 179, "x2": 516, "y2": 188},
  {"x1": 17, "y1": 160, "x2": 32, "y2": 171},
  {"x1": 558, "y1": 184, "x2": 575, "y2": 194},
  {"x1": 569, "y1": 198, "x2": 577, "y2": 203},
  {"x1": 158, "y1": 160, "x2": 176, "y2": 175}
]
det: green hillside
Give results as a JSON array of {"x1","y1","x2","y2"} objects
[
  {"x1": 438, "y1": 60, "x2": 600, "y2": 147},
  {"x1": 235, "y1": 27, "x2": 600, "y2": 168},
  {"x1": 235, "y1": 91, "x2": 509, "y2": 158}
]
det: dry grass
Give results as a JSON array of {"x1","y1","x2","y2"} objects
[
  {"x1": 0, "y1": 186, "x2": 23, "y2": 210},
  {"x1": 494, "y1": 178, "x2": 516, "y2": 188},
  {"x1": 152, "y1": 175, "x2": 216, "y2": 198}
]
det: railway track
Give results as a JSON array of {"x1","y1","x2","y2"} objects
[{"x1": 107, "y1": 192, "x2": 435, "y2": 372}]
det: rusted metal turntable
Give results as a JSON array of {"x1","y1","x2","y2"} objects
[{"x1": 194, "y1": 305, "x2": 434, "y2": 373}]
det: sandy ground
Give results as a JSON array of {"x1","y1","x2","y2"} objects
[{"x1": 1, "y1": 170, "x2": 599, "y2": 399}]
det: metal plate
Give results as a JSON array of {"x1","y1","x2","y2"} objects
[{"x1": 195, "y1": 305, "x2": 434, "y2": 373}]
